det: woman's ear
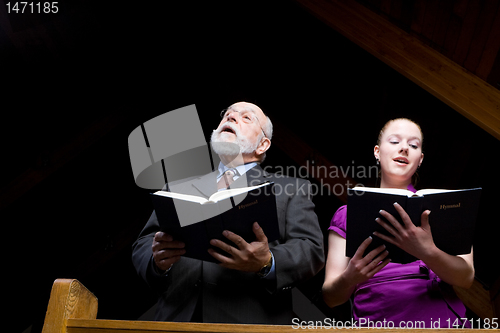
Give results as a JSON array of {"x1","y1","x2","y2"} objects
[{"x1": 374, "y1": 145, "x2": 380, "y2": 161}]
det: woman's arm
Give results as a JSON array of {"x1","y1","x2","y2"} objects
[
  {"x1": 322, "y1": 232, "x2": 390, "y2": 308},
  {"x1": 422, "y1": 248, "x2": 474, "y2": 289},
  {"x1": 374, "y1": 203, "x2": 474, "y2": 289},
  {"x1": 322, "y1": 232, "x2": 353, "y2": 307}
]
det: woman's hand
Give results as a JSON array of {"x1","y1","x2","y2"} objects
[
  {"x1": 374, "y1": 202, "x2": 436, "y2": 260},
  {"x1": 374, "y1": 202, "x2": 474, "y2": 288},
  {"x1": 322, "y1": 232, "x2": 391, "y2": 308},
  {"x1": 343, "y1": 236, "x2": 391, "y2": 285}
]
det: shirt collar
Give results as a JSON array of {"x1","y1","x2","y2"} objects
[{"x1": 217, "y1": 161, "x2": 257, "y2": 179}]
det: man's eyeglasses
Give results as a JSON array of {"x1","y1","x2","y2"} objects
[{"x1": 220, "y1": 108, "x2": 268, "y2": 138}]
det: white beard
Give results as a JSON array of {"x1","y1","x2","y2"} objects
[{"x1": 210, "y1": 122, "x2": 259, "y2": 157}]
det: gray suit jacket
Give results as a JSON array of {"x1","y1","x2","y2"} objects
[{"x1": 132, "y1": 165, "x2": 325, "y2": 324}]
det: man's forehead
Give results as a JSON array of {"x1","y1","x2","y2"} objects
[
  {"x1": 228, "y1": 102, "x2": 265, "y2": 117},
  {"x1": 229, "y1": 103, "x2": 255, "y2": 111}
]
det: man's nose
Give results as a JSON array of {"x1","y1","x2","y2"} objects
[{"x1": 226, "y1": 110, "x2": 239, "y2": 123}]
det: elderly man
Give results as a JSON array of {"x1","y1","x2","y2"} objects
[{"x1": 132, "y1": 102, "x2": 324, "y2": 324}]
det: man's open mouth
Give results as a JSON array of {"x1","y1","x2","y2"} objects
[{"x1": 221, "y1": 125, "x2": 236, "y2": 135}]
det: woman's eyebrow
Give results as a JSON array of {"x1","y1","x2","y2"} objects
[{"x1": 388, "y1": 134, "x2": 420, "y2": 140}]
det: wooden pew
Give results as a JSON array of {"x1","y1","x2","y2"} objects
[
  {"x1": 41, "y1": 279, "x2": 299, "y2": 333},
  {"x1": 42, "y1": 278, "x2": 497, "y2": 332}
]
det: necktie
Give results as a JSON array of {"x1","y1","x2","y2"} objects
[{"x1": 217, "y1": 169, "x2": 236, "y2": 190}]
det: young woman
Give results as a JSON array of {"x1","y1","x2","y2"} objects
[{"x1": 322, "y1": 118, "x2": 474, "y2": 328}]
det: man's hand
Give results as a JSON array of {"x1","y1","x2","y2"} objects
[
  {"x1": 152, "y1": 232, "x2": 186, "y2": 272},
  {"x1": 208, "y1": 222, "x2": 270, "y2": 272}
]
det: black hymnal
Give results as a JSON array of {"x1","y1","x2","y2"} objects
[
  {"x1": 346, "y1": 187, "x2": 481, "y2": 264},
  {"x1": 151, "y1": 182, "x2": 279, "y2": 263}
]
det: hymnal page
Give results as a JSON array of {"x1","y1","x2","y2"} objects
[{"x1": 153, "y1": 181, "x2": 271, "y2": 204}]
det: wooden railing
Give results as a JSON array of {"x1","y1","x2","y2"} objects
[
  {"x1": 294, "y1": 0, "x2": 500, "y2": 141},
  {"x1": 42, "y1": 278, "x2": 497, "y2": 332}
]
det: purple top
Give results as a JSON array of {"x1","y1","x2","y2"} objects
[{"x1": 329, "y1": 184, "x2": 469, "y2": 328}]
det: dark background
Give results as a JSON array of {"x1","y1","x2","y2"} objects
[{"x1": 2, "y1": 1, "x2": 499, "y2": 332}]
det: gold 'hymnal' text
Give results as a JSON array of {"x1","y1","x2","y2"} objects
[
  {"x1": 440, "y1": 203, "x2": 461, "y2": 210},
  {"x1": 238, "y1": 200, "x2": 258, "y2": 210}
]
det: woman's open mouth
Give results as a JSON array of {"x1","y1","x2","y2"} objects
[{"x1": 393, "y1": 157, "x2": 409, "y2": 165}]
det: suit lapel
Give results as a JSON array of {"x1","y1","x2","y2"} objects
[{"x1": 190, "y1": 170, "x2": 218, "y2": 199}]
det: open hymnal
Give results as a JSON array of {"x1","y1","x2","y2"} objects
[
  {"x1": 151, "y1": 182, "x2": 279, "y2": 262},
  {"x1": 346, "y1": 186, "x2": 481, "y2": 263}
]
